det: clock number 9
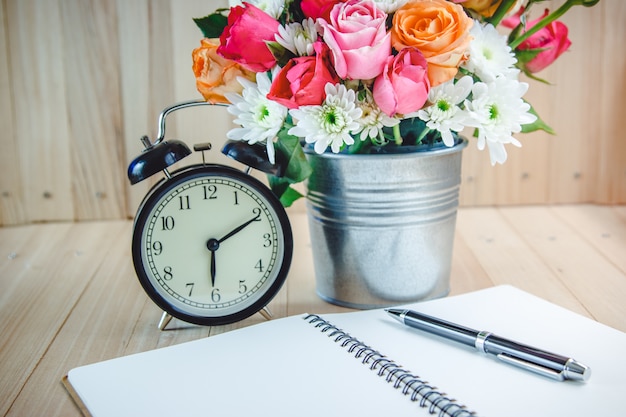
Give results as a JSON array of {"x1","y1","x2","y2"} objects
[{"x1": 152, "y1": 241, "x2": 163, "y2": 255}]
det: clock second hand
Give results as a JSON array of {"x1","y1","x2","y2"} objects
[{"x1": 205, "y1": 212, "x2": 260, "y2": 286}]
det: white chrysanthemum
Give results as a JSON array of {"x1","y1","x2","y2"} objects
[
  {"x1": 462, "y1": 22, "x2": 518, "y2": 82},
  {"x1": 372, "y1": 0, "x2": 409, "y2": 13},
  {"x1": 289, "y1": 83, "x2": 363, "y2": 154},
  {"x1": 464, "y1": 76, "x2": 537, "y2": 165},
  {"x1": 246, "y1": 0, "x2": 284, "y2": 19},
  {"x1": 276, "y1": 18, "x2": 319, "y2": 56},
  {"x1": 355, "y1": 92, "x2": 399, "y2": 143},
  {"x1": 225, "y1": 70, "x2": 288, "y2": 164},
  {"x1": 416, "y1": 76, "x2": 474, "y2": 147}
]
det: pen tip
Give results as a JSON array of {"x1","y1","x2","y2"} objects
[{"x1": 385, "y1": 309, "x2": 404, "y2": 322}]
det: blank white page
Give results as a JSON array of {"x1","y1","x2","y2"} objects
[{"x1": 66, "y1": 286, "x2": 626, "y2": 417}]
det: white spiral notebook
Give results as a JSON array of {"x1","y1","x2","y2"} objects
[{"x1": 64, "y1": 286, "x2": 626, "y2": 417}]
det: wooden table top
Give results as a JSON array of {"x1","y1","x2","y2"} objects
[{"x1": 1, "y1": 205, "x2": 625, "y2": 416}]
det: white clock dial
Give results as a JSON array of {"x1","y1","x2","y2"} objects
[{"x1": 132, "y1": 165, "x2": 292, "y2": 325}]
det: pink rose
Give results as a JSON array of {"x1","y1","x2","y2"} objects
[
  {"x1": 218, "y1": 3, "x2": 279, "y2": 72},
  {"x1": 319, "y1": 0, "x2": 391, "y2": 80},
  {"x1": 373, "y1": 48, "x2": 430, "y2": 116},
  {"x1": 300, "y1": 0, "x2": 346, "y2": 21},
  {"x1": 267, "y1": 42, "x2": 340, "y2": 109},
  {"x1": 503, "y1": 9, "x2": 571, "y2": 73}
]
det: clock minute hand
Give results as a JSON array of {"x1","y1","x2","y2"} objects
[
  {"x1": 218, "y1": 213, "x2": 260, "y2": 244},
  {"x1": 206, "y1": 238, "x2": 219, "y2": 286}
]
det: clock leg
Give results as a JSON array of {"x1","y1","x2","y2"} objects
[
  {"x1": 259, "y1": 306, "x2": 273, "y2": 321},
  {"x1": 158, "y1": 311, "x2": 173, "y2": 331}
]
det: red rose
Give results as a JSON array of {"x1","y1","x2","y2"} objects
[
  {"x1": 267, "y1": 42, "x2": 340, "y2": 109},
  {"x1": 218, "y1": 3, "x2": 279, "y2": 72},
  {"x1": 300, "y1": 0, "x2": 346, "y2": 20},
  {"x1": 503, "y1": 9, "x2": 572, "y2": 73}
]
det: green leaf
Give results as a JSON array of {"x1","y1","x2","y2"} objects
[
  {"x1": 268, "y1": 176, "x2": 304, "y2": 207},
  {"x1": 522, "y1": 105, "x2": 555, "y2": 135},
  {"x1": 265, "y1": 130, "x2": 312, "y2": 207},
  {"x1": 522, "y1": 69, "x2": 551, "y2": 85},
  {"x1": 193, "y1": 11, "x2": 229, "y2": 39},
  {"x1": 275, "y1": 130, "x2": 312, "y2": 184},
  {"x1": 515, "y1": 48, "x2": 545, "y2": 66},
  {"x1": 266, "y1": 41, "x2": 294, "y2": 68}
]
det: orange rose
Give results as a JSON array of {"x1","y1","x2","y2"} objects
[
  {"x1": 391, "y1": 0, "x2": 473, "y2": 87},
  {"x1": 192, "y1": 38, "x2": 256, "y2": 104}
]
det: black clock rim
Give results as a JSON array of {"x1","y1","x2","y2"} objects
[{"x1": 131, "y1": 164, "x2": 293, "y2": 327}]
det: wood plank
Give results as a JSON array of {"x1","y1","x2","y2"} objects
[
  {"x1": 449, "y1": 232, "x2": 494, "y2": 295},
  {"x1": 5, "y1": 0, "x2": 74, "y2": 222},
  {"x1": 5, "y1": 222, "x2": 141, "y2": 417},
  {"x1": 499, "y1": 206, "x2": 626, "y2": 332},
  {"x1": 0, "y1": 225, "x2": 40, "y2": 305},
  {"x1": 454, "y1": 207, "x2": 589, "y2": 316},
  {"x1": 59, "y1": 0, "x2": 127, "y2": 220},
  {"x1": 552, "y1": 205, "x2": 626, "y2": 274},
  {"x1": 593, "y1": 1, "x2": 626, "y2": 204},
  {"x1": 0, "y1": 1, "x2": 26, "y2": 225},
  {"x1": 116, "y1": 0, "x2": 181, "y2": 218},
  {"x1": 0, "y1": 221, "x2": 127, "y2": 416}
]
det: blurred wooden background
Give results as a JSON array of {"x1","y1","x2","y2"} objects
[{"x1": 0, "y1": 0, "x2": 624, "y2": 226}]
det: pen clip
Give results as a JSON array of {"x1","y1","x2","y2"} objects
[{"x1": 496, "y1": 353, "x2": 565, "y2": 381}]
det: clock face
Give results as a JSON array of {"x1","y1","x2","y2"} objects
[{"x1": 131, "y1": 165, "x2": 292, "y2": 326}]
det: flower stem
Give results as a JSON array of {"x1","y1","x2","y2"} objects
[
  {"x1": 393, "y1": 124, "x2": 402, "y2": 145},
  {"x1": 508, "y1": 0, "x2": 595, "y2": 49},
  {"x1": 487, "y1": 0, "x2": 519, "y2": 27}
]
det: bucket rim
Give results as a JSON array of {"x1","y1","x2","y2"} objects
[{"x1": 303, "y1": 138, "x2": 468, "y2": 159}]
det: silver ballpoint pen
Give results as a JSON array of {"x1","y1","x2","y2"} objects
[{"x1": 385, "y1": 308, "x2": 591, "y2": 382}]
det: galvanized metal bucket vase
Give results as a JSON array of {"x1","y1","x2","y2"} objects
[{"x1": 304, "y1": 139, "x2": 468, "y2": 309}]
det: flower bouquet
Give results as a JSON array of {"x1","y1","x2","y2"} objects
[{"x1": 192, "y1": 0, "x2": 598, "y2": 206}]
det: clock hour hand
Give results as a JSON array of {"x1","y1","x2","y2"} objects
[{"x1": 217, "y1": 213, "x2": 260, "y2": 244}]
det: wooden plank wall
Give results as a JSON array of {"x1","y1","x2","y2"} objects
[{"x1": 0, "y1": 0, "x2": 624, "y2": 225}]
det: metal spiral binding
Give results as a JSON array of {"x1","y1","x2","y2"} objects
[{"x1": 304, "y1": 314, "x2": 477, "y2": 417}]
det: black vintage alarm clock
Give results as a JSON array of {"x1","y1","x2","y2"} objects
[{"x1": 127, "y1": 100, "x2": 293, "y2": 330}]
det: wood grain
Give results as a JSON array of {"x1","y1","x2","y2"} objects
[
  {"x1": 0, "y1": 206, "x2": 624, "y2": 416},
  {"x1": 0, "y1": 0, "x2": 624, "y2": 225}
]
